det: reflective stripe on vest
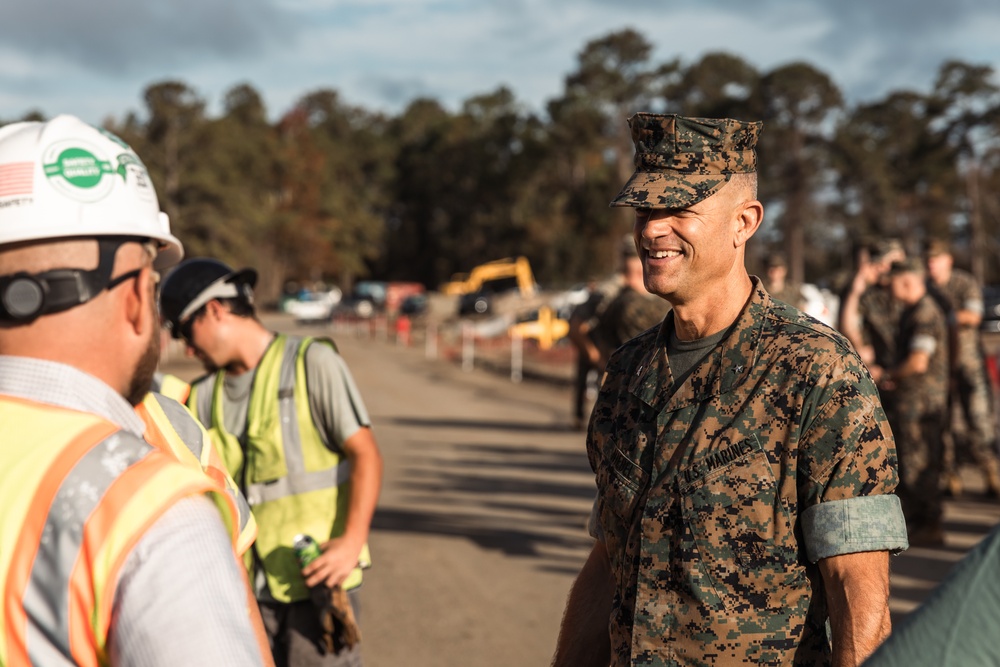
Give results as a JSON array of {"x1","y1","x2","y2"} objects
[
  {"x1": 0, "y1": 395, "x2": 233, "y2": 667},
  {"x1": 137, "y1": 392, "x2": 257, "y2": 555},
  {"x1": 188, "y1": 334, "x2": 365, "y2": 602}
]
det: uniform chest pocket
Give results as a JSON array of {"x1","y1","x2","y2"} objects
[
  {"x1": 679, "y1": 439, "x2": 803, "y2": 614},
  {"x1": 596, "y1": 443, "x2": 649, "y2": 519}
]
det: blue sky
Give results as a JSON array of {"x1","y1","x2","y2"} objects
[{"x1": 2, "y1": 0, "x2": 999, "y2": 125}]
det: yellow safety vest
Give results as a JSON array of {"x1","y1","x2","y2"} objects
[
  {"x1": 137, "y1": 391, "x2": 258, "y2": 556},
  {"x1": 0, "y1": 394, "x2": 236, "y2": 667},
  {"x1": 152, "y1": 372, "x2": 191, "y2": 404},
  {"x1": 189, "y1": 334, "x2": 369, "y2": 603}
]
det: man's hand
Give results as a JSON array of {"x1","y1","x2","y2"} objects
[
  {"x1": 551, "y1": 540, "x2": 614, "y2": 667},
  {"x1": 820, "y1": 550, "x2": 892, "y2": 667},
  {"x1": 303, "y1": 536, "x2": 365, "y2": 589}
]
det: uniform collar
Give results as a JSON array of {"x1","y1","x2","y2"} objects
[
  {"x1": 628, "y1": 277, "x2": 771, "y2": 413},
  {"x1": 0, "y1": 355, "x2": 146, "y2": 435}
]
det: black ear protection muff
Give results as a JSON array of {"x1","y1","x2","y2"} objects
[{"x1": 0, "y1": 238, "x2": 137, "y2": 323}]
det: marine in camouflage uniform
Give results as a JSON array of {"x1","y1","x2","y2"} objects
[
  {"x1": 593, "y1": 284, "x2": 902, "y2": 666},
  {"x1": 551, "y1": 114, "x2": 907, "y2": 667},
  {"x1": 924, "y1": 239, "x2": 1000, "y2": 497},
  {"x1": 838, "y1": 240, "x2": 905, "y2": 373},
  {"x1": 883, "y1": 259, "x2": 949, "y2": 542},
  {"x1": 590, "y1": 282, "x2": 669, "y2": 364},
  {"x1": 763, "y1": 252, "x2": 804, "y2": 309},
  {"x1": 857, "y1": 284, "x2": 903, "y2": 368},
  {"x1": 580, "y1": 235, "x2": 671, "y2": 373},
  {"x1": 568, "y1": 279, "x2": 617, "y2": 430}
]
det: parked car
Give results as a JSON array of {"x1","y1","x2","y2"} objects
[
  {"x1": 284, "y1": 289, "x2": 341, "y2": 323},
  {"x1": 400, "y1": 293, "x2": 428, "y2": 316}
]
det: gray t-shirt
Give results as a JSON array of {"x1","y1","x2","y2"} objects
[
  {"x1": 666, "y1": 321, "x2": 732, "y2": 388},
  {"x1": 221, "y1": 340, "x2": 370, "y2": 452}
]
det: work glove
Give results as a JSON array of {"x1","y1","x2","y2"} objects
[{"x1": 311, "y1": 584, "x2": 361, "y2": 655}]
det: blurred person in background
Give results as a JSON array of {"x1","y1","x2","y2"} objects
[
  {"x1": 568, "y1": 236, "x2": 669, "y2": 431},
  {"x1": 839, "y1": 238, "x2": 906, "y2": 371},
  {"x1": 763, "y1": 251, "x2": 805, "y2": 309},
  {"x1": 880, "y1": 258, "x2": 950, "y2": 546},
  {"x1": 924, "y1": 238, "x2": 1000, "y2": 498},
  {"x1": 567, "y1": 275, "x2": 616, "y2": 431}
]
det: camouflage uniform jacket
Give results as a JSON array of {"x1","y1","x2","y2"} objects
[
  {"x1": 930, "y1": 269, "x2": 984, "y2": 374},
  {"x1": 858, "y1": 283, "x2": 902, "y2": 368},
  {"x1": 592, "y1": 286, "x2": 670, "y2": 358},
  {"x1": 894, "y1": 294, "x2": 949, "y2": 414},
  {"x1": 589, "y1": 280, "x2": 906, "y2": 667}
]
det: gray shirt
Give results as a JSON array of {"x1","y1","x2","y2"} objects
[{"x1": 0, "y1": 356, "x2": 264, "y2": 667}]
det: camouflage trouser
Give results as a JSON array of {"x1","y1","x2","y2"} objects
[
  {"x1": 943, "y1": 361, "x2": 1000, "y2": 475},
  {"x1": 892, "y1": 403, "x2": 946, "y2": 527}
]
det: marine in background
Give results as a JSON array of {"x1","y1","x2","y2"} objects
[
  {"x1": 763, "y1": 252, "x2": 805, "y2": 309},
  {"x1": 880, "y1": 258, "x2": 950, "y2": 546},
  {"x1": 924, "y1": 238, "x2": 1000, "y2": 498}
]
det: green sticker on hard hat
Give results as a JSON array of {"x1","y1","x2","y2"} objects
[
  {"x1": 42, "y1": 142, "x2": 116, "y2": 203},
  {"x1": 43, "y1": 148, "x2": 112, "y2": 188}
]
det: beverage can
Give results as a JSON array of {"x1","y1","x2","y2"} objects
[{"x1": 293, "y1": 533, "x2": 322, "y2": 569}]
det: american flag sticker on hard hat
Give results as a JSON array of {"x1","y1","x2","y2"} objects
[{"x1": 0, "y1": 162, "x2": 34, "y2": 198}]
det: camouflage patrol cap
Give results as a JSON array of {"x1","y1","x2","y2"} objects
[
  {"x1": 888, "y1": 257, "x2": 925, "y2": 276},
  {"x1": 870, "y1": 238, "x2": 905, "y2": 261},
  {"x1": 611, "y1": 113, "x2": 763, "y2": 209}
]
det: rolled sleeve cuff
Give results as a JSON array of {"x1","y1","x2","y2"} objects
[{"x1": 801, "y1": 495, "x2": 909, "y2": 563}]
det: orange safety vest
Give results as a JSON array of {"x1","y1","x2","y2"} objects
[{"x1": 0, "y1": 394, "x2": 237, "y2": 667}]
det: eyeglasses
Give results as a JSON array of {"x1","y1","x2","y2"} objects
[{"x1": 107, "y1": 266, "x2": 159, "y2": 294}]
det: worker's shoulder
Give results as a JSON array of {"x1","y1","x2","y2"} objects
[
  {"x1": 950, "y1": 268, "x2": 981, "y2": 293},
  {"x1": 302, "y1": 336, "x2": 342, "y2": 362},
  {"x1": 912, "y1": 294, "x2": 948, "y2": 326}
]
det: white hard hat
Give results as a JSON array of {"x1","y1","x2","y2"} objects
[{"x1": 0, "y1": 114, "x2": 182, "y2": 269}]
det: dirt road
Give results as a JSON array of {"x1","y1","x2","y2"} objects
[{"x1": 161, "y1": 314, "x2": 1000, "y2": 667}]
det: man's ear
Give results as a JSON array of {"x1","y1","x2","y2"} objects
[
  {"x1": 734, "y1": 199, "x2": 764, "y2": 248},
  {"x1": 124, "y1": 266, "x2": 158, "y2": 336},
  {"x1": 204, "y1": 299, "x2": 226, "y2": 322}
]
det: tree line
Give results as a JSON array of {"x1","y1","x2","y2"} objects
[{"x1": 6, "y1": 28, "x2": 1000, "y2": 302}]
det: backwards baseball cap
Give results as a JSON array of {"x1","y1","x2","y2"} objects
[
  {"x1": 159, "y1": 257, "x2": 257, "y2": 338},
  {"x1": 611, "y1": 113, "x2": 763, "y2": 209}
]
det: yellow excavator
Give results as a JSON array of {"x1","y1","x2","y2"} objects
[{"x1": 439, "y1": 256, "x2": 536, "y2": 297}]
